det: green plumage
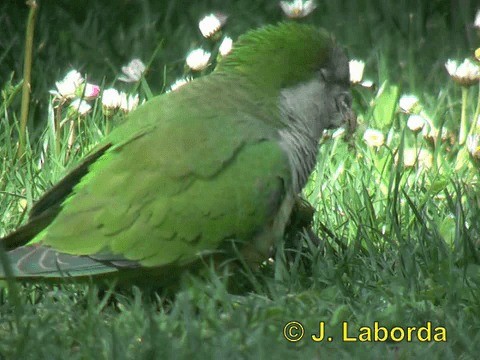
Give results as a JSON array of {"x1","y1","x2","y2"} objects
[
  {"x1": 217, "y1": 23, "x2": 331, "y2": 96},
  {"x1": 0, "y1": 22, "x2": 353, "y2": 282}
]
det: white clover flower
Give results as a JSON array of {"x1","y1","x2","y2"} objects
[
  {"x1": 69, "y1": 98, "x2": 91, "y2": 115},
  {"x1": 119, "y1": 92, "x2": 139, "y2": 113},
  {"x1": 445, "y1": 60, "x2": 457, "y2": 76},
  {"x1": 280, "y1": 0, "x2": 317, "y2": 18},
  {"x1": 349, "y1": 60, "x2": 365, "y2": 84},
  {"x1": 83, "y1": 83, "x2": 100, "y2": 100},
  {"x1": 118, "y1": 58, "x2": 146, "y2": 82},
  {"x1": 62, "y1": 69, "x2": 83, "y2": 84},
  {"x1": 363, "y1": 128, "x2": 384, "y2": 147},
  {"x1": 399, "y1": 94, "x2": 420, "y2": 114},
  {"x1": 186, "y1": 48, "x2": 211, "y2": 71},
  {"x1": 168, "y1": 77, "x2": 192, "y2": 92},
  {"x1": 101, "y1": 88, "x2": 121, "y2": 109},
  {"x1": 416, "y1": 150, "x2": 433, "y2": 169},
  {"x1": 219, "y1": 36, "x2": 233, "y2": 57},
  {"x1": 361, "y1": 80, "x2": 374, "y2": 88},
  {"x1": 445, "y1": 59, "x2": 480, "y2": 86},
  {"x1": 331, "y1": 127, "x2": 346, "y2": 139},
  {"x1": 422, "y1": 126, "x2": 436, "y2": 143},
  {"x1": 422, "y1": 126, "x2": 453, "y2": 145},
  {"x1": 50, "y1": 69, "x2": 84, "y2": 100},
  {"x1": 17, "y1": 198, "x2": 28, "y2": 212},
  {"x1": 407, "y1": 114, "x2": 426, "y2": 132},
  {"x1": 348, "y1": 59, "x2": 373, "y2": 87},
  {"x1": 402, "y1": 149, "x2": 417, "y2": 168},
  {"x1": 198, "y1": 13, "x2": 227, "y2": 38},
  {"x1": 467, "y1": 134, "x2": 480, "y2": 159},
  {"x1": 403, "y1": 148, "x2": 433, "y2": 168},
  {"x1": 474, "y1": 9, "x2": 480, "y2": 30}
]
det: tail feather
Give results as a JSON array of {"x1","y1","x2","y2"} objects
[
  {"x1": 0, "y1": 209, "x2": 57, "y2": 250},
  {"x1": 0, "y1": 245, "x2": 119, "y2": 280},
  {"x1": 0, "y1": 143, "x2": 112, "y2": 251}
]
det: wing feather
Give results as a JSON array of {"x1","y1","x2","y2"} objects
[{"x1": 2, "y1": 75, "x2": 292, "y2": 278}]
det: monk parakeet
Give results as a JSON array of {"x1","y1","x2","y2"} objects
[{"x1": 0, "y1": 22, "x2": 355, "y2": 283}]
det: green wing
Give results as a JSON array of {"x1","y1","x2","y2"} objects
[
  {"x1": 1, "y1": 76, "x2": 292, "y2": 279},
  {"x1": 1, "y1": 143, "x2": 112, "y2": 250}
]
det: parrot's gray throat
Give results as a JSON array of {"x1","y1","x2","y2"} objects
[{"x1": 277, "y1": 50, "x2": 352, "y2": 192}]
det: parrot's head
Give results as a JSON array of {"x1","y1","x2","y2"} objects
[{"x1": 217, "y1": 22, "x2": 356, "y2": 138}]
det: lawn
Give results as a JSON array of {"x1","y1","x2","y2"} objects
[{"x1": 1, "y1": 0, "x2": 480, "y2": 358}]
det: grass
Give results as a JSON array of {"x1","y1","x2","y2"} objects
[{"x1": 1, "y1": 0, "x2": 480, "y2": 358}]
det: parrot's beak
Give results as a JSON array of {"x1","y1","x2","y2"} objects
[
  {"x1": 336, "y1": 94, "x2": 357, "y2": 136},
  {"x1": 343, "y1": 107, "x2": 357, "y2": 135}
]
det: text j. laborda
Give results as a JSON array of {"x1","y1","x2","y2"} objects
[{"x1": 283, "y1": 321, "x2": 447, "y2": 343}]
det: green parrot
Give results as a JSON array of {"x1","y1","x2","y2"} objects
[{"x1": 0, "y1": 22, "x2": 355, "y2": 283}]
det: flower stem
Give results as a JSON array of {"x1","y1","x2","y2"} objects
[
  {"x1": 55, "y1": 104, "x2": 62, "y2": 157},
  {"x1": 17, "y1": 0, "x2": 38, "y2": 161},
  {"x1": 459, "y1": 86, "x2": 468, "y2": 145},
  {"x1": 471, "y1": 82, "x2": 480, "y2": 135},
  {"x1": 105, "y1": 118, "x2": 111, "y2": 135},
  {"x1": 65, "y1": 119, "x2": 76, "y2": 163}
]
